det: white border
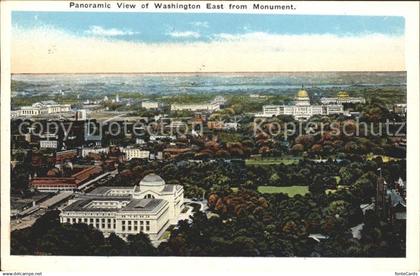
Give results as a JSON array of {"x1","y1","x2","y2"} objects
[{"x1": 1, "y1": 1, "x2": 419, "y2": 272}]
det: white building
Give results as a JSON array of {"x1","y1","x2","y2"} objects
[
  {"x1": 60, "y1": 174, "x2": 184, "y2": 240},
  {"x1": 211, "y1": 96, "x2": 226, "y2": 106},
  {"x1": 81, "y1": 147, "x2": 109, "y2": 157},
  {"x1": 136, "y1": 138, "x2": 145, "y2": 145},
  {"x1": 141, "y1": 101, "x2": 160, "y2": 109},
  {"x1": 40, "y1": 140, "x2": 58, "y2": 149},
  {"x1": 12, "y1": 101, "x2": 71, "y2": 117},
  {"x1": 224, "y1": 122, "x2": 239, "y2": 130},
  {"x1": 169, "y1": 120, "x2": 186, "y2": 128},
  {"x1": 149, "y1": 135, "x2": 176, "y2": 141},
  {"x1": 75, "y1": 109, "x2": 87, "y2": 121},
  {"x1": 171, "y1": 103, "x2": 220, "y2": 112},
  {"x1": 120, "y1": 147, "x2": 150, "y2": 160},
  {"x1": 171, "y1": 96, "x2": 224, "y2": 112},
  {"x1": 256, "y1": 88, "x2": 346, "y2": 120},
  {"x1": 320, "y1": 91, "x2": 366, "y2": 104}
]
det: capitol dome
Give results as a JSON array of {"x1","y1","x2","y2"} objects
[
  {"x1": 140, "y1": 173, "x2": 165, "y2": 187},
  {"x1": 294, "y1": 86, "x2": 310, "y2": 106},
  {"x1": 337, "y1": 91, "x2": 349, "y2": 98},
  {"x1": 296, "y1": 89, "x2": 309, "y2": 98}
]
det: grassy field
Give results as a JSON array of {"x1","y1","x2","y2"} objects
[
  {"x1": 257, "y1": 186, "x2": 309, "y2": 196},
  {"x1": 325, "y1": 185, "x2": 348, "y2": 194},
  {"x1": 246, "y1": 157, "x2": 300, "y2": 166},
  {"x1": 334, "y1": 176, "x2": 341, "y2": 184},
  {"x1": 366, "y1": 154, "x2": 403, "y2": 163},
  {"x1": 159, "y1": 230, "x2": 171, "y2": 240}
]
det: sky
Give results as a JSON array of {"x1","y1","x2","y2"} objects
[{"x1": 11, "y1": 12, "x2": 405, "y2": 73}]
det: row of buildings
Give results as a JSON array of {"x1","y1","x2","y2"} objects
[
  {"x1": 170, "y1": 96, "x2": 226, "y2": 112},
  {"x1": 256, "y1": 89, "x2": 365, "y2": 120},
  {"x1": 140, "y1": 96, "x2": 226, "y2": 112},
  {"x1": 11, "y1": 101, "x2": 72, "y2": 117}
]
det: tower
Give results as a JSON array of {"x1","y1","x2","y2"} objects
[{"x1": 375, "y1": 174, "x2": 387, "y2": 218}]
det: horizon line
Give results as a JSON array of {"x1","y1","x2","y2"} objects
[{"x1": 12, "y1": 70, "x2": 407, "y2": 75}]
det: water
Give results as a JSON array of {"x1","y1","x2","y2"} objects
[{"x1": 11, "y1": 71, "x2": 406, "y2": 96}]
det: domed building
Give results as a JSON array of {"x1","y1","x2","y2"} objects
[
  {"x1": 60, "y1": 173, "x2": 184, "y2": 241},
  {"x1": 337, "y1": 91, "x2": 350, "y2": 98},
  {"x1": 136, "y1": 173, "x2": 166, "y2": 195},
  {"x1": 320, "y1": 91, "x2": 365, "y2": 105},
  {"x1": 256, "y1": 86, "x2": 346, "y2": 120},
  {"x1": 294, "y1": 87, "x2": 311, "y2": 106}
]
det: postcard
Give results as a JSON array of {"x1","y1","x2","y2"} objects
[{"x1": 1, "y1": 0, "x2": 419, "y2": 273}]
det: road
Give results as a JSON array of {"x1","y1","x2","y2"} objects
[
  {"x1": 11, "y1": 209, "x2": 46, "y2": 231},
  {"x1": 184, "y1": 198, "x2": 208, "y2": 212},
  {"x1": 102, "y1": 112, "x2": 128, "y2": 123}
]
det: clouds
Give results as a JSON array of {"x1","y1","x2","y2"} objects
[
  {"x1": 11, "y1": 25, "x2": 405, "y2": 73},
  {"x1": 166, "y1": 31, "x2": 201, "y2": 38},
  {"x1": 190, "y1": 21, "x2": 209, "y2": 28},
  {"x1": 84, "y1": 25, "x2": 138, "y2": 36}
]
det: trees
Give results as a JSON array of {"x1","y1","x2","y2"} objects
[
  {"x1": 309, "y1": 174, "x2": 326, "y2": 195},
  {"x1": 11, "y1": 211, "x2": 156, "y2": 256}
]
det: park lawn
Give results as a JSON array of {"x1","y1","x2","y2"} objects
[
  {"x1": 159, "y1": 230, "x2": 171, "y2": 240},
  {"x1": 325, "y1": 185, "x2": 348, "y2": 194},
  {"x1": 246, "y1": 157, "x2": 300, "y2": 166},
  {"x1": 366, "y1": 154, "x2": 403, "y2": 163},
  {"x1": 257, "y1": 186, "x2": 309, "y2": 196},
  {"x1": 335, "y1": 176, "x2": 341, "y2": 184}
]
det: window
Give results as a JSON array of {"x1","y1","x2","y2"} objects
[
  {"x1": 102, "y1": 224, "x2": 105, "y2": 228},
  {"x1": 144, "y1": 194, "x2": 155, "y2": 199},
  {"x1": 134, "y1": 221, "x2": 138, "y2": 226},
  {"x1": 128, "y1": 226, "x2": 132, "y2": 231},
  {"x1": 146, "y1": 226, "x2": 150, "y2": 231},
  {"x1": 96, "y1": 224, "x2": 99, "y2": 228},
  {"x1": 140, "y1": 221, "x2": 144, "y2": 225},
  {"x1": 146, "y1": 221, "x2": 150, "y2": 225},
  {"x1": 122, "y1": 220, "x2": 126, "y2": 225},
  {"x1": 108, "y1": 224, "x2": 111, "y2": 228},
  {"x1": 128, "y1": 221, "x2": 131, "y2": 225},
  {"x1": 134, "y1": 226, "x2": 138, "y2": 231},
  {"x1": 140, "y1": 226, "x2": 144, "y2": 232},
  {"x1": 122, "y1": 226, "x2": 125, "y2": 231}
]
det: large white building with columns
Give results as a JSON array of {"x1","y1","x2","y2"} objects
[
  {"x1": 11, "y1": 101, "x2": 72, "y2": 117},
  {"x1": 60, "y1": 174, "x2": 184, "y2": 240},
  {"x1": 255, "y1": 88, "x2": 346, "y2": 120}
]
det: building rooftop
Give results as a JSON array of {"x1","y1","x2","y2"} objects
[
  {"x1": 337, "y1": 91, "x2": 350, "y2": 98},
  {"x1": 89, "y1": 186, "x2": 133, "y2": 195},
  {"x1": 296, "y1": 89, "x2": 309, "y2": 98},
  {"x1": 63, "y1": 197, "x2": 167, "y2": 213},
  {"x1": 387, "y1": 189, "x2": 406, "y2": 208},
  {"x1": 140, "y1": 173, "x2": 165, "y2": 186},
  {"x1": 121, "y1": 198, "x2": 166, "y2": 212}
]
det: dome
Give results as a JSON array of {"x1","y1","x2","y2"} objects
[
  {"x1": 337, "y1": 91, "x2": 349, "y2": 98},
  {"x1": 140, "y1": 173, "x2": 165, "y2": 186},
  {"x1": 296, "y1": 89, "x2": 309, "y2": 98}
]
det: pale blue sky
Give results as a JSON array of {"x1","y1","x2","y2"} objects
[
  {"x1": 11, "y1": 12, "x2": 405, "y2": 73},
  {"x1": 12, "y1": 12, "x2": 404, "y2": 42}
]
